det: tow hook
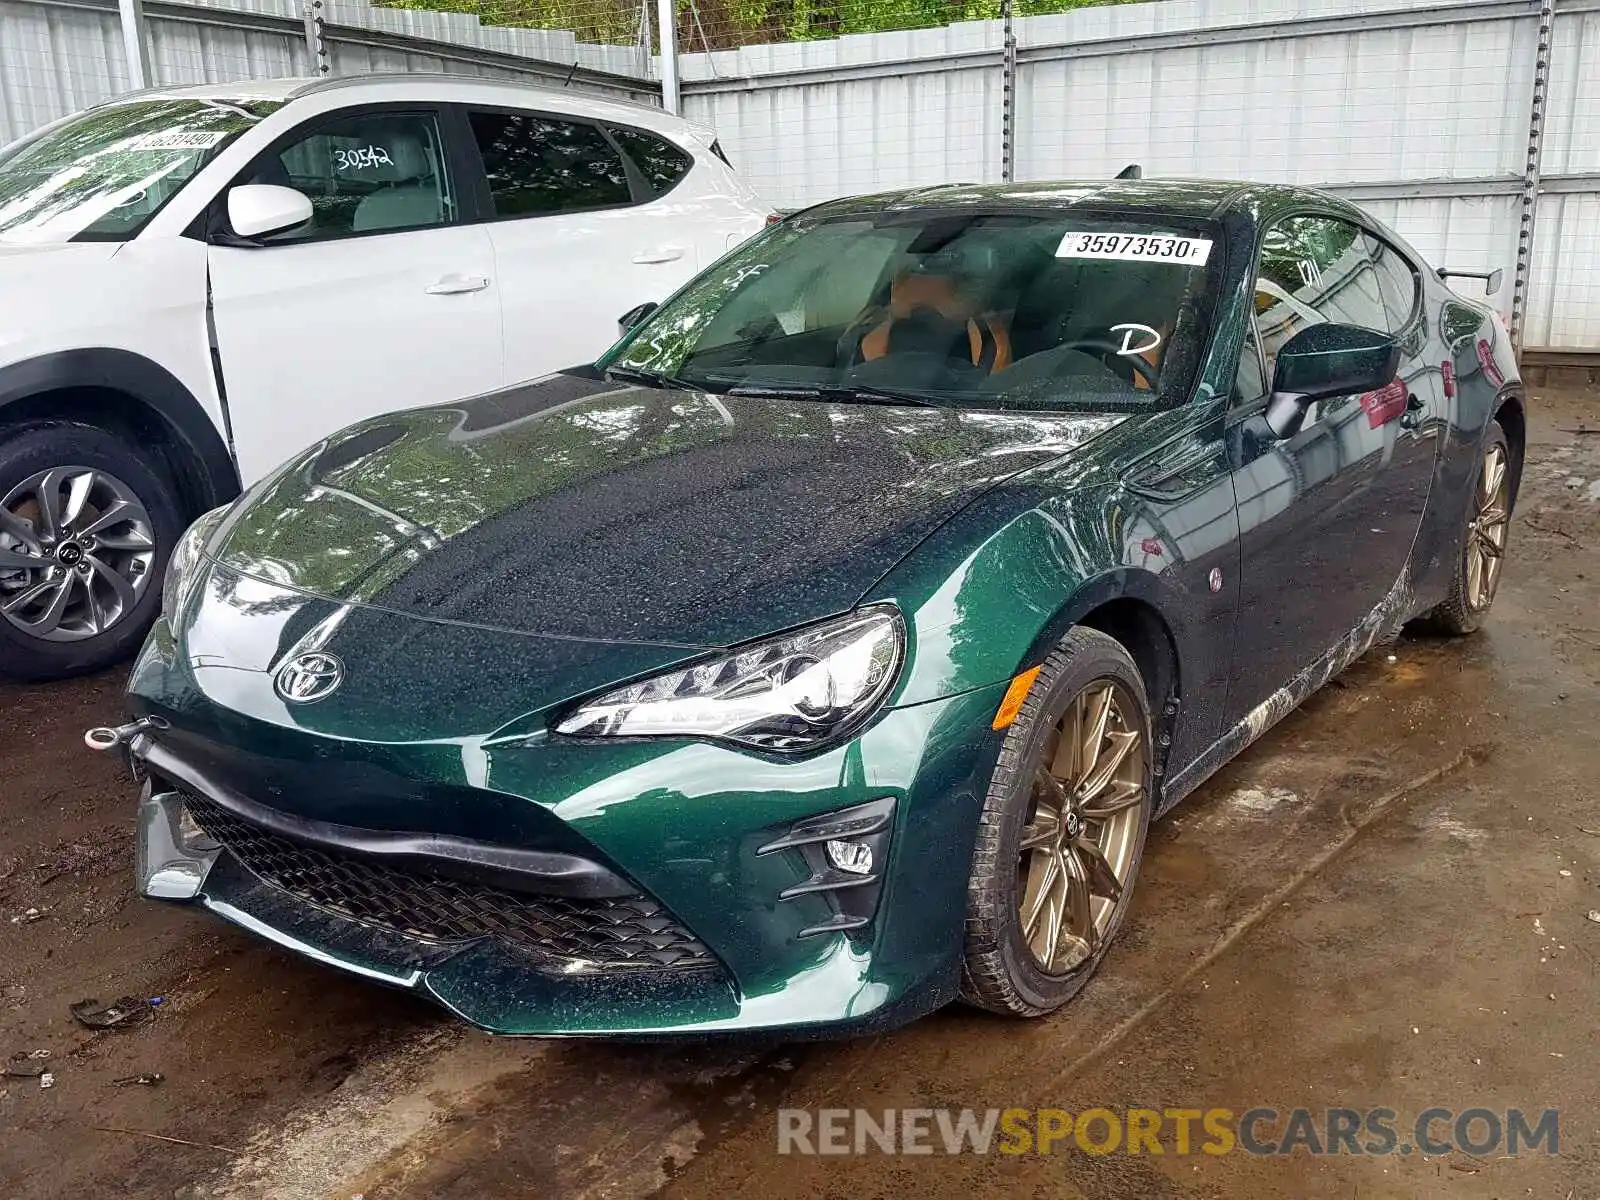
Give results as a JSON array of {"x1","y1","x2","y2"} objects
[{"x1": 84, "y1": 716, "x2": 168, "y2": 752}]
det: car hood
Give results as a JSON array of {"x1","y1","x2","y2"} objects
[
  {"x1": 212, "y1": 373, "x2": 1125, "y2": 647},
  {"x1": 0, "y1": 239, "x2": 120, "y2": 259}
]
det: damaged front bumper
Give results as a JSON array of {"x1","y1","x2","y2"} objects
[{"x1": 124, "y1": 681, "x2": 1008, "y2": 1038}]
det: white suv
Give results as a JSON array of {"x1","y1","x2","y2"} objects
[{"x1": 0, "y1": 74, "x2": 770, "y2": 681}]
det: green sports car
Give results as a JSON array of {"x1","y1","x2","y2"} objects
[{"x1": 102, "y1": 179, "x2": 1523, "y2": 1036}]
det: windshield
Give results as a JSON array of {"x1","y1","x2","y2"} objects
[
  {"x1": 602, "y1": 209, "x2": 1222, "y2": 411},
  {"x1": 0, "y1": 98, "x2": 282, "y2": 244}
]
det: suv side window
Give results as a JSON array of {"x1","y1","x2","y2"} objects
[
  {"x1": 247, "y1": 111, "x2": 455, "y2": 242},
  {"x1": 608, "y1": 126, "x2": 693, "y2": 197},
  {"x1": 1254, "y1": 215, "x2": 1389, "y2": 375},
  {"x1": 467, "y1": 111, "x2": 632, "y2": 217}
]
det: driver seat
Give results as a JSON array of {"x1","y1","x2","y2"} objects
[{"x1": 847, "y1": 273, "x2": 1012, "y2": 373}]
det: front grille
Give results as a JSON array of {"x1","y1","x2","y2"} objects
[{"x1": 184, "y1": 793, "x2": 714, "y2": 973}]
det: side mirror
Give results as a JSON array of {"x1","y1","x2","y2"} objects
[
  {"x1": 226, "y1": 184, "x2": 312, "y2": 240},
  {"x1": 1265, "y1": 323, "x2": 1401, "y2": 439},
  {"x1": 617, "y1": 301, "x2": 659, "y2": 337}
]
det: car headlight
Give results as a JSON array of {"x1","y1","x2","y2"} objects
[
  {"x1": 161, "y1": 504, "x2": 229, "y2": 625},
  {"x1": 555, "y1": 606, "x2": 905, "y2": 752}
]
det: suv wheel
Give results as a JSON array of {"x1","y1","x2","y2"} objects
[{"x1": 0, "y1": 421, "x2": 184, "y2": 682}]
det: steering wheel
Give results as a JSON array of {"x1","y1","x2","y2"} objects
[{"x1": 1058, "y1": 338, "x2": 1161, "y2": 388}]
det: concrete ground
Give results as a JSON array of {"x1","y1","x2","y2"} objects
[{"x1": 1, "y1": 386, "x2": 1596, "y2": 1200}]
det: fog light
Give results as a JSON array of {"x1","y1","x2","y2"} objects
[{"x1": 825, "y1": 838, "x2": 873, "y2": 876}]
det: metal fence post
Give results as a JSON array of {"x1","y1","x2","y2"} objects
[
  {"x1": 303, "y1": 0, "x2": 333, "y2": 76},
  {"x1": 118, "y1": 0, "x2": 153, "y2": 90},
  {"x1": 1000, "y1": 0, "x2": 1016, "y2": 183},
  {"x1": 658, "y1": 0, "x2": 680, "y2": 114},
  {"x1": 1510, "y1": 0, "x2": 1554, "y2": 349}
]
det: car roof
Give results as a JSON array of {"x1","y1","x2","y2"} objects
[
  {"x1": 97, "y1": 73, "x2": 712, "y2": 142},
  {"x1": 800, "y1": 178, "x2": 1348, "y2": 222}
]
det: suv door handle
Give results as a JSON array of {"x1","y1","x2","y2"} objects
[
  {"x1": 425, "y1": 274, "x2": 490, "y2": 296},
  {"x1": 632, "y1": 246, "x2": 685, "y2": 265}
]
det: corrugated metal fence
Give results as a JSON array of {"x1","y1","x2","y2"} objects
[
  {"x1": 0, "y1": 0, "x2": 1595, "y2": 350},
  {"x1": 678, "y1": 0, "x2": 1600, "y2": 352},
  {"x1": 0, "y1": 0, "x2": 655, "y2": 146}
]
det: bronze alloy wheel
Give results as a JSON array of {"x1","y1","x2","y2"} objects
[
  {"x1": 1425, "y1": 419, "x2": 1514, "y2": 638},
  {"x1": 961, "y1": 626, "x2": 1154, "y2": 1017},
  {"x1": 1017, "y1": 679, "x2": 1144, "y2": 974},
  {"x1": 1465, "y1": 440, "x2": 1510, "y2": 612}
]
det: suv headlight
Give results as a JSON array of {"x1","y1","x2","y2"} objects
[
  {"x1": 161, "y1": 505, "x2": 228, "y2": 625},
  {"x1": 555, "y1": 606, "x2": 905, "y2": 752}
]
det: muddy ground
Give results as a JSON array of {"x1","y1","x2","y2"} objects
[{"x1": 2, "y1": 386, "x2": 1597, "y2": 1200}]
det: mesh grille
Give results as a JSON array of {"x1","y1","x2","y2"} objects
[{"x1": 184, "y1": 793, "x2": 714, "y2": 973}]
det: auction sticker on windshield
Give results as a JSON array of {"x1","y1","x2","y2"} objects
[
  {"x1": 119, "y1": 130, "x2": 231, "y2": 152},
  {"x1": 1056, "y1": 232, "x2": 1213, "y2": 265}
]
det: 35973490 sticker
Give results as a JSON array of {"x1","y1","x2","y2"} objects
[{"x1": 1056, "y1": 231, "x2": 1213, "y2": 265}]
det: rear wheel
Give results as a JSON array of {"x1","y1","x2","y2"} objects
[
  {"x1": 0, "y1": 421, "x2": 183, "y2": 682},
  {"x1": 1427, "y1": 421, "x2": 1512, "y2": 636},
  {"x1": 960, "y1": 627, "x2": 1153, "y2": 1017}
]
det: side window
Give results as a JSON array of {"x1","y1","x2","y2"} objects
[
  {"x1": 1364, "y1": 232, "x2": 1420, "y2": 333},
  {"x1": 467, "y1": 111, "x2": 631, "y2": 217},
  {"x1": 248, "y1": 111, "x2": 454, "y2": 242},
  {"x1": 608, "y1": 126, "x2": 693, "y2": 197},
  {"x1": 1236, "y1": 324, "x2": 1268, "y2": 402},
  {"x1": 1254, "y1": 215, "x2": 1388, "y2": 375}
]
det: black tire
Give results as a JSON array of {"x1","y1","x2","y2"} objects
[
  {"x1": 960, "y1": 626, "x2": 1154, "y2": 1017},
  {"x1": 1426, "y1": 420, "x2": 1512, "y2": 637},
  {"x1": 0, "y1": 420, "x2": 184, "y2": 682}
]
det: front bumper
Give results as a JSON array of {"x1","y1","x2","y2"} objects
[{"x1": 128, "y1": 681, "x2": 1010, "y2": 1038}]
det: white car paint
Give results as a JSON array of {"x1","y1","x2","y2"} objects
[{"x1": 0, "y1": 74, "x2": 771, "y2": 487}]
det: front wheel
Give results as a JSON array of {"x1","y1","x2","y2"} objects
[
  {"x1": 0, "y1": 421, "x2": 184, "y2": 682},
  {"x1": 1426, "y1": 420, "x2": 1512, "y2": 636},
  {"x1": 960, "y1": 627, "x2": 1154, "y2": 1017}
]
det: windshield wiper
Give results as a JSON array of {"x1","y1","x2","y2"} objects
[
  {"x1": 725, "y1": 382, "x2": 945, "y2": 409},
  {"x1": 603, "y1": 365, "x2": 702, "y2": 392},
  {"x1": 845, "y1": 384, "x2": 946, "y2": 409}
]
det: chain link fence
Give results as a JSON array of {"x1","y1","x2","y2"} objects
[{"x1": 381, "y1": 0, "x2": 648, "y2": 47}]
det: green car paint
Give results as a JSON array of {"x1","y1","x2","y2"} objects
[{"x1": 120, "y1": 179, "x2": 1523, "y2": 1036}]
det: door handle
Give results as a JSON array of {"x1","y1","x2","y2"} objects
[
  {"x1": 425, "y1": 274, "x2": 490, "y2": 296},
  {"x1": 631, "y1": 246, "x2": 685, "y2": 265}
]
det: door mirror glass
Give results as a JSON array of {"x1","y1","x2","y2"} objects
[
  {"x1": 618, "y1": 301, "x2": 658, "y2": 336},
  {"x1": 1265, "y1": 323, "x2": 1400, "y2": 438},
  {"x1": 227, "y1": 184, "x2": 312, "y2": 240}
]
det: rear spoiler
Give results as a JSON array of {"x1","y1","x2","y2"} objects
[{"x1": 1437, "y1": 267, "x2": 1503, "y2": 296}]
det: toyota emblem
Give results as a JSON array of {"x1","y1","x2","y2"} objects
[{"x1": 273, "y1": 651, "x2": 345, "y2": 703}]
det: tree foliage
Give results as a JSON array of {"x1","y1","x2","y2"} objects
[{"x1": 381, "y1": 0, "x2": 1137, "y2": 50}]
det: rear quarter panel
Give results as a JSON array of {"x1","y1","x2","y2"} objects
[{"x1": 1407, "y1": 278, "x2": 1522, "y2": 609}]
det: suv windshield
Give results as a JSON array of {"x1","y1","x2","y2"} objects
[
  {"x1": 0, "y1": 98, "x2": 282, "y2": 244},
  {"x1": 603, "y1": 209, "x2": 1222, "y2": 411}
]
